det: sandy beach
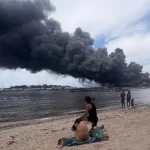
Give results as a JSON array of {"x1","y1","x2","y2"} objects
[{"x1": 0, "y1": 107, "x2": 150, "y2": 150}]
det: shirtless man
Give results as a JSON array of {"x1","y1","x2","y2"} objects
[
  {"x1": 71, "y1": 118, "x2": 106, "y2": 142},
  {"x1": 71, "y1": 118, "x2": 89, "y2": 142}
]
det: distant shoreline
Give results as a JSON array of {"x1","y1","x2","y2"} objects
[{"x1": 0, "y1": 87, "x2": 149, "y2": 92}]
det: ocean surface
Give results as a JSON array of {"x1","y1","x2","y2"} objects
[{"x1": 0, "y1": 88, "x2": 150, "y2": 123}]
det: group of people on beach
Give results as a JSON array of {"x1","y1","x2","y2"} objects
[
  {"x1": 58, "y1": 91, "x2": 137, "y2": 148},
  {"x1": 120, "y1": 91, "x2": 134, "y2": 108},
  {"x1": 57, "y1": 96, "x2": 108, "y2": 148},
  {"x1": 71, "y1": 91, "x2": 135, "y2": 143}
]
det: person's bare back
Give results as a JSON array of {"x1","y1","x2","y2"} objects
[{"x1": 75, "y1": 121, "x2": 89, "y2": 141}]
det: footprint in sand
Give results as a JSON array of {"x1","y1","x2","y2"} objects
[{"x1": 7, "y1": 136, "x2": 16, "y2": 145}]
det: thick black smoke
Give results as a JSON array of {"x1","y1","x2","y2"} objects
[{"x1": 0, "y1": 0, "x2": 149, "y2": 86}]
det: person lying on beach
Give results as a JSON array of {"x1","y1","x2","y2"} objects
[
  {"x1": 71, "y1": 118, "x2": 106, "y2": 142},
  {"x1": 71, "y1": 118, "x2": 89, "y2": 142},
  {"x1": 57, "y1": 119, "x2": 108, "y2": 149},
  {"x1": 80, "y1": 96, "x2": 98, "y2": 129}
]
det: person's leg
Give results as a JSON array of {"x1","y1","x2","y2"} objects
[
  {"x1": 123, "y1": 101, "x2": 125, "y2": 108},
  {"x1": 92, "y1": 122, "x2": 97, "y2": 128},
  {"x1": 128, "y1": 101, "x2": 129, "y2": 108},
  {"x1": 89, "y1": 120, "x2": 97, "y2": 137},
  {"x1": 121, "y1": 102, "x2": 123, "y2": 108},
  {"x1": 89, "y1": 116, "x2": 98, "y2": 127},
  {"x1": 121, "y1": 99, "x2": 123, "y2": 108},
  {"x1": 91, "y1": 118, "x2": 98, "y2": 128},
  {"x1": 122, "y1": 101, "x2": 124, "y2": 108},
  {"x1": 87, "y1": 116, "x2": 93, "y2": 131},
  {"x1": 95, "y1": 117, "x2": 98, "y2": 127},
  {"x1": 127, "y1": 101, "x2": 128, "y2": 108},
  {"x1": 121, "y1": 99, "x2": 125, "y2": 108}
]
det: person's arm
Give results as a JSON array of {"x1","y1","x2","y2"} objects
[{"x1": 81, "y1": 104, "x2": 89, "y2": 118}]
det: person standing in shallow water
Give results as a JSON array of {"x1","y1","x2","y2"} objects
[
  {"x1": 80, "y1": 96, "x2": 98, "y2": 128},
  {"x1": 127, "y1": 91, "x2": 131, "y2": 108},
  {"x1": 120, "y1": 91, "x2": 125, "y2": 108}
]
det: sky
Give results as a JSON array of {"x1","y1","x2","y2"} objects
[{"x1": 1, "y1": 0, "x2": 150, "y2": 88}]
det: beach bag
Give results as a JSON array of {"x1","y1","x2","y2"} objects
[{"x1": 93, "y1": 127, "x2": 104, "y2": 141}]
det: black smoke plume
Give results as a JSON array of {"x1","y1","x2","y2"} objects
[{"x1": 0, "y1": 0, "x2": 149, "y2": 86}]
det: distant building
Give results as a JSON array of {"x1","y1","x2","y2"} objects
[
  {"x1": 11, "y1": 88, "x2": 23, "y2": 91},
  {"x1": 63, "y1": 86, "x2": 72, "y2": 89},
  {"x1": 46, "y1": 88, "x2": 53, "y2": 90}
]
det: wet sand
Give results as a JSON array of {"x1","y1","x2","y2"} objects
[{"x1": 0, "y1": 107, "x2": 150, "y2": 150}]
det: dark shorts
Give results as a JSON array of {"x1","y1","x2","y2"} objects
[{"x1": 87, "y1": 116, "x2": 98, "y2": 127}]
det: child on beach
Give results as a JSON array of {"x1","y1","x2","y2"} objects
[{"x1": 131, "y1": 98, "x2": 134, "y2": 108}]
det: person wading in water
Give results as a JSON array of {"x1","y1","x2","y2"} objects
[{"x1": 80, "y1": 96, "x2": 98, "y2": 129}]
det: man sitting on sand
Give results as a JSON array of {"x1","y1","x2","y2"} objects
[{"x1": 80, "y1": 96, "x2": 98, "y2": 129}]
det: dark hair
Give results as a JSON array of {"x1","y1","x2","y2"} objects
[
  {"x1": 71, "y1": 118, "x2": 83, "y2": 131},
  {"x1": 85, "y1": 96, "x2": 92, "y2": 103}
]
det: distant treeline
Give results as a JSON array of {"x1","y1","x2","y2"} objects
[{"x1": 9, "y1": 85, "x2": 71, "y2": 89}]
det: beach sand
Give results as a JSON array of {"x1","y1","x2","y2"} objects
[{"x1": 0, "y1": 107, "x2": 150, "y2": 150}]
